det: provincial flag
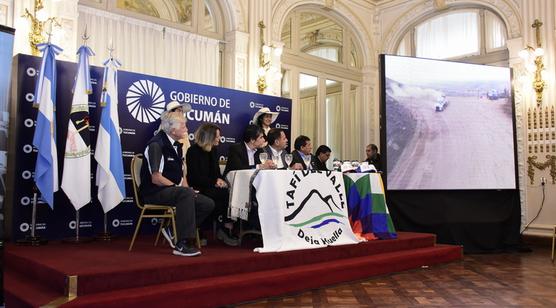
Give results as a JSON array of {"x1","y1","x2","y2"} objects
[{"x1": 61, "y1": 45, "x2": 94, "y2": 210}]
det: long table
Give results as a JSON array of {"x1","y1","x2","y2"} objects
[{"x1": 227, "y1": 170, "x2": 396, "y2": 252}]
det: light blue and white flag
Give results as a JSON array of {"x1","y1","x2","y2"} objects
[
  {"x1": 95, "y1": 57, "x2": 125, "y2": 213},
  {"x1": 61, "y1": 45, "x2": 94, "y2": 210},
  {"x1": 32, "y1": 43, "x2": 63, "y2": 209}
]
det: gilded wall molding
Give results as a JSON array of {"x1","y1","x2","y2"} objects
[{"x1": 527, "y1": 155, "x2": 556, "y2": 184}]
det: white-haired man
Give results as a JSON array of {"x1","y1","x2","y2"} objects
[{"x1": 140, "y1": 111, "x2": 214, "y2": 257}]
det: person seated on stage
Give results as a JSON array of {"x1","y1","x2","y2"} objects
[
  {"x1": 291, "y1": 135, "x2": 313, "y2": 170},
  {"x1": 140, "y1": 112, "x2": 214, "y2": 257},
  {"x1": 252, "y1": 107, "x2": 279, "y2": 145},
  {"x1": 224, "y1": 124, "x2": 275, "y2": 176},
  {"x1": 262, "y1": 128, "x2": 290, "y2": 169},
  {"x1": 186, "y1": 123, "x2": 239, "y2": 246},
  {"x1": 313, "y1": 145, "x2": 332, "y2": 171},
  {"x1": 365, "y1": 143, "x2": 383, "y2": 172},
  {"x1": 157, "y1": 101, "x2": 192, "y2": 155}
]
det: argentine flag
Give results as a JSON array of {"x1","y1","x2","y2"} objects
[
  {"x1": 61, "y1": 45, "x2": 94, "y2": 210},
  {"x1": 95, "y1": 57, "x2": 125, "y2": 213},
  {"x1": 32, "y1": 43, "x2": 63, "y2": 209}
]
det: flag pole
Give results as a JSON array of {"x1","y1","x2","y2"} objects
[
  {"x1": 96, "y1": 207, "x2": 112, "y2": 241},
  {"x1": 18, "y1": 23, "x2": 60, "y2": 247},
  {"x1": 96, "y1": 38, "x2": 114, "y2": 241},
  {"x1": 95, "y1": 39, "x2": 123, "y2": 241},
  {"x1": 63, "y1": 206, "x2": 94, "y2": 243},
  {"x1": 62, "y1": 26, "x2": 94, "y2": 244},
  {"x1": 16, "y1": 185, "x2": 47, "y2": 245}
]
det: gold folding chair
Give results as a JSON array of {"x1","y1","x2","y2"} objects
[
  {"x1": 129, "y1": 154, "x2": 179, "y2": 251},
  {"x1": 551, "y1": 225, "x2": 556, "y2": 263}
]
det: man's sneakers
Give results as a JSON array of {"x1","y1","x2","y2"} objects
[
  {"x1": 161, "y1": 226, "x2": 175, "y2": 248},
  {"x1": 173, "y1": 240, "x2": 201, "y2": 257},
  {"x1": 217, "y1": 228, "x2": 239, "y2": 246}
]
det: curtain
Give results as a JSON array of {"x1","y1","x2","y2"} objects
[
  {"x1": 485, "y1": 11, "x2": 506, "y2": 51},
  {"x1": 307, "y1": 47, "x2": 340, "y2": 62},
  {"x1": 299, "y1": 96, "x2": 316, "y2": 144},
  {"x1": 78, "y1": 6, "x2": 220, "y2": 86},
  {"x1": 326, "y1": 91, "x2": 342, "y2": 160},
  {"x1": 415, "y1": 11, "x2": 479, "y2": 59}
]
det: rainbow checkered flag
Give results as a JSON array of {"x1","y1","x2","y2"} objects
[{"x1": 344, "y1": 174, "x2": 397, "y2": 240}]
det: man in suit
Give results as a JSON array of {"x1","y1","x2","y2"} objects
[
  {"x1": 224, "y1": 124, "x2": 274, "y2": 176},
  {"x1": 365, "y1": 143, "x2": 383, "y2": 172},
  {"x1": 291, "y1": 135, "x2": 313, "y2": 170},
  {"x1": 262, "y1": 128, "x2": 289, "y2": 169},
  {"x1": 140, "y1": 111, "x2": 214, "y2": 257}
]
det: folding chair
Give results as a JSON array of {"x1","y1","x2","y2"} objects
[{"x1": 129, "y1": 154, "x2": 179, "y2": 251}]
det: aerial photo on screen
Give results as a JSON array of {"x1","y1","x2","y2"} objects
[{"x1": 384, "y1": 55, "x2": 516, "y2": 190}]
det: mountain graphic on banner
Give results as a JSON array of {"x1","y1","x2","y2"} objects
[{"x1": 285, "y1": 190, "x2": 345, "y2": 229}]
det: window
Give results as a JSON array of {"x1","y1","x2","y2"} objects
[
  {"x1": 280, "y1": 8, "x2": 363, "y2": 160},
  {"x1": 397, "y1": 9, "x2": 508, "y2": 65},
  {"x1": 415, "y1": 11, "x2": 479, "y2": 59},
  {"x1": 282, "y1": 11, "x2": 360, "y2": 67}
]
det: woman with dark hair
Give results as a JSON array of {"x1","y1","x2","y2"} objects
[
  {"x1": 186, "y1": 123, "x2": 238, "y2": 246},
  {"x1": 252, "y1": 107, "x2": 279, "y2": 143},
  {"x1": 313, "y1": 145, "x2": 332, "y2": 171}
]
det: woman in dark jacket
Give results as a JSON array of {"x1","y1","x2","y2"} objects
[{"x1": 186, "y1": 123, "x2": 237, "y2": 246}]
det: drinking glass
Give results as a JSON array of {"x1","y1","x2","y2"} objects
[
  {"x1": 284, "y1": 154, "x2": 293, "y2": 167},
  {"x1": 272, "y1": 154, "x2": 279, "y2": 168},
  {"x1": 259, "y1": 152, "x2": 268, "y2": 164},
  {"x1": 303, "y1": 155, "x2": 312, "y2": 169}
]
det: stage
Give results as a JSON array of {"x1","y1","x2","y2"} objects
[{"x1": 5, "y1": 232, "x2": 462, "y2": 307}]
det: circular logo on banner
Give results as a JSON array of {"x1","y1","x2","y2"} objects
[
  {"x1": 26, "y1": 67, "x2": 37, "y2": 77},
  {"x1": 276, "y1": 105, "x2": 281, "y2": 112},
  {"x1": 284, "y1": 171, "x2": 347, "y2": 247},
  {"x1": 112, "y1": 219, "x2": 120, "y2": 228},
  {"x1": 249, "y1": 101, "x2": 255, "y2": 108},
  {"x1": 276, "y1": 123, "x2": 281, "y2": 128},
  {"x1": 69, "y1": 220, "x2": 77, "y2": 230},
  {"x1": 21, "y1": 197, "x2": 31, "y2": 205},
  {"x1": 126, "y1": 80, "x2": 165, "y2": 123},
  {"x1": 20, "y1": 223, "x2": 30, "y2": 232},
  {"x1": 25, "y1": 93, "x2": 35, "y2": 102},
  {"x1": 23, "y1": 144, "x2": 33, "y2": 153},
  {"x1": 188, "y1": 133, "x2": 194, "y2": 141},
  {"x1": 220, "y1": 136, "x2": 225, "y2": 143},
  {"x1": 24, "y1": 119, "x2": 34, "y2": 128},
  {"x1": 22, "y1": 170, "x2": 32, "y2": 180}
]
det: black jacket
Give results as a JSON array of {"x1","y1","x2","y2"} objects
[
  {"x1": 365, "y1": 153, "x2": 383, "y2": 172},
  {"x1": 262, "y1": 145, "x2": 289, "y2": 170},
  {"x1": 291, "y1": 150, "x2": 313, "y2": 170},
  {"x1": 223, "y1": 143, "x2": 262, "y2": 177},
  {"x1": 186, "y1": 143, "x2": 222, "y2": 193},
  {"x1": 312, "y1": 156, "x2": 328, "y2": 171}
]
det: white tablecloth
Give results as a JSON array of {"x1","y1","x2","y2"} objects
[
  {"x1": 226, "y1": 169, "x2": 257, "y2": 221},
  {"x1": 252, "y1": 170, "x2": 359, "y2": 252}
]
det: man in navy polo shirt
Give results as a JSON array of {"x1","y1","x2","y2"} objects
[{"x1": 140, "y1": 111, "x2": 214, "y2": 257}]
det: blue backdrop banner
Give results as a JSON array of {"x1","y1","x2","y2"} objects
[{"x1": 8, "y1": 54, "x2": 292, "y2": 240}]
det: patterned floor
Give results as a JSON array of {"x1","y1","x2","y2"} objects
[{"x1": 238, "y1": 246, "x2": 556, "y2": 307}]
